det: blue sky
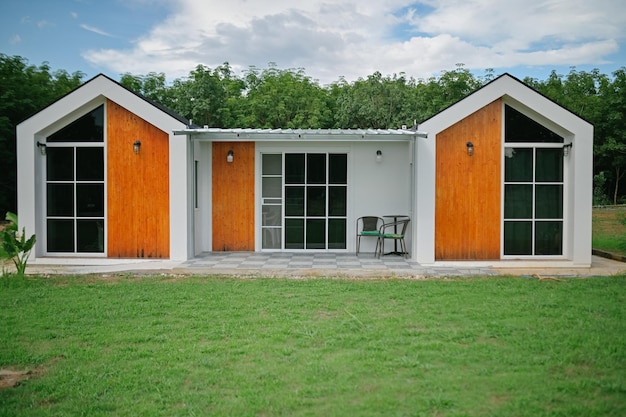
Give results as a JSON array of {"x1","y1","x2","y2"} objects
[{"x1": 1, "y1": 0, "x2": 625, "y2": 86}]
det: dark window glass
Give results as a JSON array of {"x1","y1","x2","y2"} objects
[
  {"x1": 504, "y1": 148, "x2": 533, "y2": 182},
  {"x1": 76, "y1": 147, "x2": 104, "y2": 181},
  {"x1": 76, "y1": 184, "x2": 104, "y2": 217},
  {"x1": 329, "y1": 187, "x2": 347, "y2": 216},
  {"x1": 535, "y1": 221, "x2": 563, "y2": 255},
  {"x1": 535, "y1": 185, "x2": 563, "y2": 219},
  {"x1": 329, "y1": 154, "x2": 347, "y2": 184},
  {"x1": 47, "y1": 147, "x2": 74, "y2": 181},
  {"x1": 48, "y1": 105, "x2": 104, "y2": 142},
  {"x1": 536, "y1": 148, "x2": 563, "y2": 182},
  {"x1": 285, "y1": 187, "x2": 304, "y2": 216},
  {"x1": 306, "y1": 186, "x2": 326, "y2": 217},
  {"x1": 262, "y1": 177, "x2": 282, "y2": 198},
  {"x1": 328, "y1": 219, "x2": 347, "y2": 249},
  {"x1": 285, "y1": 154, "x2": 305, "y2": 184},
  {"x1": 306, "y1": 219, "x2": 326, "y2": 249},
  {"x1": 262, "y1": 154, "x2": 282, "y2": 175},
  {"x1": 262, "y1": 205, "x2": 281, "y2": 226},
  {"x1": 504, "y1": 185, "x2": 532, "y2": 219},
  {"x1": 285, "y1": 219, "x2": 304, "y2": 249},
  {"x1": 504, "y1": 221, "x2": 532, "y2": 255},
  {"x1": 77, "y1": 220, "x2": 104, "y2": 252},
  {"x1": 505, "y1": 105, "x2": 564, "y2": 143},
  {"x1": 47, "y1": 184, "x2": 74, "y2": 216},
  {"x1": 47, "y1": 219, "x2": 74, "y2": 252},
  {"x1": 307, "y1": 154, "x2": 326, "y2": 184}
]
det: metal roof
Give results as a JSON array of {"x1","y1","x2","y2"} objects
[{"x1": 173, "y1": 127, "x2": 428, "y2": 141}]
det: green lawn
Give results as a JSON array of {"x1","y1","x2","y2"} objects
[
  {"x1": 1, "y1": 275, "x2": 625, "y2": 416},
  {"x1": 592, "y1": 206, "x2": 626, "y2": 257}
]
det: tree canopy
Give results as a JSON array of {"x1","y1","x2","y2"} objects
[{"x1": 1, "y1": 54, "x2": 624, "y2": 217}]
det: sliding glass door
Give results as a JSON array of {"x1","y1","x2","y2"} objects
[{"x1": 261, "y1": 152, "x2": 347, "y2": 250}]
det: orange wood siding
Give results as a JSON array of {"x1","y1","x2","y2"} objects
[
  {"x1": 435, "y1": 99, "x2": 502, "y2": 260},
  {"x1": 212, "y1": 142, "x2": 255, "y2": 251},
  {"x1": 106, "y1": 99, "x2": 170, "y2": 258}
]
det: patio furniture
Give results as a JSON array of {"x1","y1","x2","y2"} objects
[
  {"x1": 377, "y1": 217, "x2": 410, "y2": 258},
  {"x1": 356, "y1": 216, "x2": 384, "y2": 255}
]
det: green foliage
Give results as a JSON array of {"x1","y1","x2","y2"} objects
[
  {"x1": 1, "y1": 212, "x2": 36, "y2": 276},
  {"x1": 0, "y1": 54, "x2": 84, "y2": 216},
  {"x1": 593, "y1": 172, "x2": 611, "y2": 205},
  {"x1": 4, "y1": 54, "x2": 626, "y2": 208},
  {"x1": 0, "y1": 276, "x2": 625, "y2": 416}
]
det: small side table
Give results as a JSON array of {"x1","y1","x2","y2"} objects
[{"x1": 382, "y1": 215, "x2": 410, "y2": 255}]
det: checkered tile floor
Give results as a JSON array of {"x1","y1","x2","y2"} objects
[{"x1": 180, "y1": 252, "x2": 497, "y2": 277}]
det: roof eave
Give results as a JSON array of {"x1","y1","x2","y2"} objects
[{"x1": 172, "y1": 128, "x2": 428, "y2": 141}]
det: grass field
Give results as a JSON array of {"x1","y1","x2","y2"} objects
[
  {"x1": 1, "y1": 275, "x2": 625, "y2": 416},
  {"x1": 592, "y1": 206, "x2": 626, "y2": 257}
]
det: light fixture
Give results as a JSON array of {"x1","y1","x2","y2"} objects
[
  {"x1": 36, "y1": 141, "x2": 46, "y2": 156},
  {"x1": 563, "y1": 142, "x2": 573, "y2": 157},
  {"x1": 466, "y1": 141, "x2": 474, "y2": 156},
  {"x1": 376, "y1": 149, "x2": 382, "y2": 162},
  {"x1": 133, "y1": 140, "x2": 141, "y2": 154},
  {"x1": 227, "y1": 149, "x2": 234, "y2": 163}
]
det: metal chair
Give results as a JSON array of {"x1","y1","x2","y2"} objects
[
  {"x1": 377, "y1": 218, "x2": 410, "y2": 258},
  {"x1": 356, "y1": 216, "x2": 384, "y2": 255}
]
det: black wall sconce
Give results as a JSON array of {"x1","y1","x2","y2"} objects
[
  {"x1": 466, "y1": 141, "x2": 474, "y2": 156},
  {"x1": 563, "y1": 142, "x2": 573, "y2": 157},
  {"x1": 133, "y1": 140, "x2": 141, "y2": 154},
  {"x1": 36, "y1": 141, "x2": 47, "y2": 156},
  {"x1": 376, "y1": 149, "x2": 382, "y2": 162},
  {"x1": 227, "y1": 149, "x2": 234, "y2": 163}
]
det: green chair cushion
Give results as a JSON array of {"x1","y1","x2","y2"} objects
[
  {"x1": 383, "y1": 233, "x2": 403, "y2": 238},
  {"x1": 361, "y1": 231, "x2": 381, "y2": 236}
]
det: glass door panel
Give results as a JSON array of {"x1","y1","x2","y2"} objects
[
  {"x1": 262, "y1": 154, "x2": 283, "y2": 249},
  {"x1": 279, "y1": 152, "x2": 347, "y2": 250}
]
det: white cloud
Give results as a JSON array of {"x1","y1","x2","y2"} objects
[
  {"x1": 82, "y1": 0, "x2": 626, "y2": 84},
  {"x1": 80, "y1": 24, "x2": 113, "y2": 37},
  {"x1": 36, "y1": 20, "x2": 53, "y2": 29},
  {"x1": 10, "y1": 34, "x2": 21, "y2": 44}
]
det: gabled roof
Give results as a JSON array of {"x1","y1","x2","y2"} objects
[
  {"x1": 18, "y1": 73, "x2": 189, "y2": 133},
  {"x1": 418, "y1": 73, "x2": 593, "y2": 137}
]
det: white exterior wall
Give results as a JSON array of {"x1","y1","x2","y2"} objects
[{"x1": 254, "y1": 140, "x2": 413, "y2": 253}]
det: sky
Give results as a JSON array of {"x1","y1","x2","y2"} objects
[{"x1": 1, "y1": 0, "x2": 625, "y2": 86}]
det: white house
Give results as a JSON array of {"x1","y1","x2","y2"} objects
[{"x1": 16, "y1": 73, "x2": 593, "y2": 266}]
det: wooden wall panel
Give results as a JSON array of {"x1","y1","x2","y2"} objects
[
  {"x1": 106, "y1": 99, "x2": 170, "y2": 258},
  {"x1": 212, "y1": 142, "x2": 255, "y2": 251},
  {"x1": 435, "y1": 99, "x2": 502, "y2": 260}
]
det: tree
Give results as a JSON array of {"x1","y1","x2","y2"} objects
[
  {"x1": 119, "y1": 71, "x2": 175, "y2": 109},
  {"x1": 596, "y1": 68, "x2": 626, "y2": 204},
  {"x1": 238, "y1": 64, "x2": 332, "y2": 128},
  {"x1": 167, "y1": 63, "x2": 245, "y2": 127},
  {"x1": 0, "y1": 55, "x2": 84, "y2": 216}
]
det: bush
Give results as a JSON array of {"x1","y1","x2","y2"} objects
[{"x1": 1, "y1": 212, "x2": 36, "y2": 276}]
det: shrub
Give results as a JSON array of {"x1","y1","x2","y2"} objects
[{"x1": 1, "y1": 212, "x2": 36, "y2": 276}]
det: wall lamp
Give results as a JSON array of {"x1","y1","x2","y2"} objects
[
  {"x1": 133, "y1": 140, "x2": 141, "y2": 154},
  {"x1": 227, "y1": 149, "x2": 234, "y2": 163},
  {"x1": 563, "y1": 142, "x2": 573, "y2": 157},
  {"x1": 376, "y1": 149, "x2": 382, "y2": 162},
  {"x1": 36, "y1": 141, "x2": 47, "y2": 156},
  {"x1": 466, "y1": 141, "x2": 474, "y2": 156}
]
